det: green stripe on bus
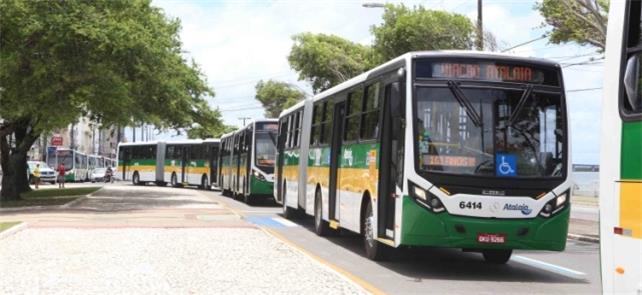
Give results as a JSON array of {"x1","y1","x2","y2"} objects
[
  {"x1": 250, "y1": 174, "x2": 273, "y2": 195},
  {"x1": 339, "y1": 142, "x2": 380, "y2": 169},
  {"x1": 621, "y1": 121, "x2": 642, "y2": 179}
]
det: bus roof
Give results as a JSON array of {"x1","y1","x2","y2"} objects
[
  {"x1": 304, "y1": 50, "x2": 560, "y2": 106},
  {"x1": 118, "y1": 141, "x2": 160, "y2": 147},
  {"x1": 280, "y1": 100, "x2": 306, "y2": 118},
  {"x1": 165, "y1": 139, "x2": 204, "y2": 145}
]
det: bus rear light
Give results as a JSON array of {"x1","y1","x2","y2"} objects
[{"x1": 614, "y1": 227, "x2": 623, "y2": 235}]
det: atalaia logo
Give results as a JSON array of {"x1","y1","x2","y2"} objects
[{"x1": 503, "y1": 203, "x2": 532, "y2": 215}]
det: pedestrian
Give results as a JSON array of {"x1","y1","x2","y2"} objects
[
  {"x1": 33, "y1": 163, "x2": 41, "y2": 189},
  {"x1": 57, "y1": 163, "x2": 66, "y2": 188}
]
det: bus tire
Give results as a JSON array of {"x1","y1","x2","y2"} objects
[
  {"x1": 200, "y1": 175, "x2": 209, "y2": 190},
  {"x1": 363, "y1": 200, "x2": 389, "y2": 261},
  {"x1": 171, "y1": 173, "x2": 178, "y2": 187},
  {"x1": 282, "y1": 181, "x2": 297, "y2": 219},
  {"x1": 314, "y1": 189, "x2": 330, "y2": 236},
  {"x1": 132, "y1": 172, "x2": 140, "y2": 186},
  {"x1": 482, "y1": 249, "x2": 512, "y2": 264}
]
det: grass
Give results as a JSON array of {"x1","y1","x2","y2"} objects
[
  {"x1": 0, "y1": 187, "x2": 100, "y2": 208},
  {"x1": 0, "y1": 221, "x2": 21, "y2": 232}
]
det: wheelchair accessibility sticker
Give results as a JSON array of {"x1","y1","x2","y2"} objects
[{"x1": 495, "y1": 153, "x2": 516, "y2": 177}]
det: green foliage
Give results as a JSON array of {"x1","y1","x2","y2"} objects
[
  {"x1": 187, "y1": 122, "x2": 236, "y2": 139},
  {"x1": 288, "y1": 5, "x2": 479, "y2": 93},
  {"x1": 254, "y1": 80, "x2": 306, "y2": 118},
  {"x1": 536, "y1": 0, "x2": 609, "y2": 51},
  {"x1": 288, "y1": 33, "x2": 375, "y2": 93},
  {"x1": 0, "y1": 0, "x2": 222, "y2": 200},
  {"x1": 0, "y1": 0, "x2": 220, "y2": 133},
  {"x1": 371, "y1": 4, "x2": 476, "y2": 61}
]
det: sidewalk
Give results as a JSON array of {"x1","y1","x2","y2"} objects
[{"x1": 0, "y1": 185, "x2": 366, "y2": 294}]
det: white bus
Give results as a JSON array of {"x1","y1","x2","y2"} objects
[
  {"x1": 600, "y1": 1, "x2": 642, "y2": 293},
  {"x1": 117, "y1": 139, "x2": 220, "y2": 189},
  {"x1": 276, "y1": 51, "x2": 571, "y2": 262},
  {"x1": 46, "y1": 148, "x2": 88, "y2": 182}
]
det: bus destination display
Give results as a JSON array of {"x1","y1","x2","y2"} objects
[
  {"x1": 433, "y1": 63, "x2": 543, "y2": 83},
  {"x1": 417, "y1": 61, "x2": 560, "y2": 85}
]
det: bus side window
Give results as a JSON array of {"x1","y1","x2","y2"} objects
[
  {"x1": 345, "y1": 89, "x2": 362, "y2": 142},
  {"x1": 622, "y1": 0, "x2": 642, "y2": 118}
]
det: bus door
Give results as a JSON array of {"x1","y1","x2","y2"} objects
[
  {"x1": 276, "y1": 119, "x2": 288, "y2": 202},
  {"x1": 209, "y1": 144, "x2": 219, "y2": 187},
  {"x1": 378, "y1": 81, "x2": 404, "y2": 238},
  {"x1": 329, "y1": 100, "x2": 346, "y2": 223}
]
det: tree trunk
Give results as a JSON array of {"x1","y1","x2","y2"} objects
[{"x1": 0, "y1": 121, "x2": 39, "y2": 201}]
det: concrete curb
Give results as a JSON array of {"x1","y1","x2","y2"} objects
[
  {"x1": 567, "y1": 233, "x2": 599, "y2": 243},
  {"x1": 0, "y1": 222, "x2": 28, "y2": 240}
]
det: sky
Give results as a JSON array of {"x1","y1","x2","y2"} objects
[{"x1": 135, "y1": 0, "x2": 603, "y2": 164}]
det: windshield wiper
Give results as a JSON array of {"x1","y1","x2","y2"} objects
[
  {"x1": 447, "y1": 81, "x2": 483, "y2": 127},
  {"x1": 507, "y1": 85, "x2": 534, "y2": 126}
]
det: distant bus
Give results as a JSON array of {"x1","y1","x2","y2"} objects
[
  {"x1": 163, "y1": 139, "x2": 220, "y2": 189},
  {"x1": 117, "y1": 139, "x2": 220, "y2": 189},
  {"x1": 276, "y1": 51, "x2": 570, "y2": 262},
  {"x1": 46, "y1": 148, "x2": 88, "y2": 182},
  {"x1": 600, "y1": 1, "x2": 642, "y2": 293},
  {"x1": 218, "y1": 120, "x2": 277, "y2": 204}
]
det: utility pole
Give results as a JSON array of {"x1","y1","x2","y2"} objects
[
  {"x1": 477, "y1": 0, "x2": 483, "y2": 51},
  {"x1": 238, "y1": 117, "x2": 251, "y2": 126}
]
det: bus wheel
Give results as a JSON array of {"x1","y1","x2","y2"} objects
[
  {"x1": 132, "y1": 172, "x2": 140, "y2": 186},
  {"x1": 482, "y1": 249, "x2": 512, "y2": 264},
  {"x1": 171, "y1": 173, "x2": 178, "y2": 187},
  {"x1": 282, "y1": 181, "x2": 298, "y2": 219},
  {"x1": 201, "y1": 175, "x2": 209, "y2": 190},
  {"x1": 314, "y1": 189, "x2": 330, "y2": 236},
  {"x1": 363, "y1": 200, "x2": 389, "y2": 261}
]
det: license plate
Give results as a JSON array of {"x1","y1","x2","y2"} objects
[{"x1": 477, "y1": 233, "x2": 506, "y2": 244}]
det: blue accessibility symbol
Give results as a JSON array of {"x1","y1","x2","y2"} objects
[{"x1": 495, "y1": 153, "x2": 517, "y2": 177}]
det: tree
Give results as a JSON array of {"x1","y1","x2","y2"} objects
[
  {"x1": 288, "y1": 33, "x2": 376, "y2": 93},
  {"x1": 0, "y1": 0, "x2": 221, "y2": 200},
  {"x1": 371, "y1": 4, "x2": 476, "y2": 61},
  {"x1": 536, "y1": 0, "x2": 609, "y2": 51},
  {"x1": 254, "y1": 80, "x2": 306, "y2": 118},
  {"x1": 187, "y1": 122, "x2": 236, "y2": 139}
]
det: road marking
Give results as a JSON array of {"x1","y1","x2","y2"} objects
[
  {"x1": 261, "y1": 227, "x2": 386, "y2": 295},
  {"x1": 272, "y1": 217, "x2": 299, "y2": 227},
  {"x1": 512, "y1": 255, "x2": 587, "y2": 280}
]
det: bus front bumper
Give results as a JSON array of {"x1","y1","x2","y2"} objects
[
  {"x1": 249, "y1": 175, "x2": 274, "y2": 197},
  {"x1": 400, "y1": 196, "x2": 570, "y2": 251}
]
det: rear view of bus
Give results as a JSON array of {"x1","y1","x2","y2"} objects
[
  {"x1": 601, "y1": 1, "x2": 642, "y2": 294},
  {"x1": 407, "y1": 54, "x2": 570, "y2": 262}
]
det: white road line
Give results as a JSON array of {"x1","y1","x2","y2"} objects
[
  {"x1": 272, "y1": 217, "x2": 299, "y2": 227},
  {"x1": 512, "y1": 255, "x2": 587, "y2": 280}
]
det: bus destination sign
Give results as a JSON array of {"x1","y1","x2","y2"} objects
[{"x1": 431, "y1": 62, "x2": 545, "y2": 84}]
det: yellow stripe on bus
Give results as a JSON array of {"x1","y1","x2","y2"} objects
[{"x1": 620, "y1": 181, "x2": 642, "y2": 239}]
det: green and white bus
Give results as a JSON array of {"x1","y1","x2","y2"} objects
[
  {"x1": 46, "y1": 148, "x2": 88, "y2": 182},
  {"x1": 117, "y1": 139, "x2": 220, "y2": 189},
  {"x1": 218, "y1": 120, "x2": 278, "y2": 203},
  {"x1": 600, "y1": 1, "x2": 642, "y2": 293},
  {"x1": 276, "y1": 51, "x2": 570, "y2": 262}
]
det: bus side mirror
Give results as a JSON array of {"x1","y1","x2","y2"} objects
[{"x1": 624, "y1": 54, "x2": 642, "y2": 111}]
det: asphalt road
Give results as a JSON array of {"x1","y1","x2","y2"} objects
[{"x1": 202, "y1": 189, "x2": 601, "y2": 295}]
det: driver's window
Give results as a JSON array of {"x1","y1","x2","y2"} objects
[{"x1": 622, "y1": 1, "x2": 642, "y2": 118}]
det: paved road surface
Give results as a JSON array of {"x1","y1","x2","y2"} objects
[{"x1": 203, "y1": 189, "x2": 601, "y2": 295}]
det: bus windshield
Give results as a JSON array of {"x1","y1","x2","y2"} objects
[
  {"x1": 415, "y1": 86, "x2": 564, "y2": 178},
  {"x1": 255, "y1": 131, "x2": 276, "y2": 170}
]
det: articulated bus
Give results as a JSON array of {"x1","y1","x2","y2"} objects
[
  {"x1": 600, "y1": 1, "x2": 642, "y2": 293},
  {"x1": 218, "y1": 120, "x2": 278, "y2": 203},
  {"x1": 117, "y1": 139, "x2": 220, "y2": 189},
  {"x1": 46, "y1": 148, "x2": 89, "y2": 182},
  {"x1": 276, "y1": 51, "x2": 570, "y2": 262}
]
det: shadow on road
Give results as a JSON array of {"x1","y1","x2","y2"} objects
[{"x1": 285, "y1": 216, "x2": 590, "y2": 285}]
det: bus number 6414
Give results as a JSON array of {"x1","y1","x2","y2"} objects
[{"x1": 459, "y1": 201, "x2": 482, "y2": 210}]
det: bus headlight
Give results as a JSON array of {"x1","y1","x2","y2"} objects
[
  {"x1": 539, "y1": 190, "x2": 569, "y2": 217},
  {"x1": 252, "y1": 169, "x2": 266, "y2": 181},
  {"x1": 410, "y1": 182, "x2": 445, "y2": 213}
]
